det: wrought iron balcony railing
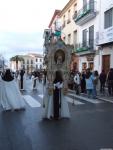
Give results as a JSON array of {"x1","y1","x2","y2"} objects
[
  {"x1": 73, "y1": 1, "x2": 96, "y2": 25},
  {"x1": 74, "y1": 40, "x2": 95, "y2": 53}
]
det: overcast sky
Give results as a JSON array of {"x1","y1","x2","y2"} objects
[{"x1": 0, "y1": 0, "x2": 69, "y2": 60}]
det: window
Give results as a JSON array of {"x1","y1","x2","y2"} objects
[
  {"x1": 82, "y1": 62, "x2": 87, "y2": 71},
  {"x1": 83, "y1": 0, "x2": 87, "y2": 11},
  {"x1": 23, "y1": 60, "x2": 25, "y2": 64},
  {"x1": 67, "y1": 10, "x2": 71, "y2": 23},
  {"x1": 74, "y1": 11, "x2": 77, "y2": 18},
  {"x1": 89, "y1": 25, "x2": 94, "y2": 49},
  {"x1": 27, "y1": 60, "x2": 29, "y2": 64},
  {"x1": 36, "y1": 58, "x2": 38, "y2": 62},
  {"x1": 31, "y1": 60, "x2": 33, "y2": 64},
  {"x1": 88, "y1": 62, "x2": 94, "y2": 71},
  {"x1": 68, "y1": 34, "x2": 71, "y2": 44},
  {"x1": 63, "y1": 15, "x2": 66, "y2": 27},
  {"x1": 89, "y1": 0, "x2": 94, "y2": 11},
  {"x1": 73, "y1": 4, "x2": 77, "y2": 14},
  {"x1": 73, "y1": 30, "x2": 77, "y2": 48},
  {"x1": 40, "y1": 59, "x2": 42, "y2": 62},
  {"x1": 40, "y1": 65, "x2": 42, "y2": 69},
  {"x1": 82, "y1": 29, "x2": 87, "y2": 47},
  {"x1": 83, "y1": 0, "x2": 87, "y2": 6},
  {"x1": 104, "y1": 8, "x2": 113, "y2": 29},
  {"x1": 73, "y1": 4, "x2": 77, "y2": 19}
]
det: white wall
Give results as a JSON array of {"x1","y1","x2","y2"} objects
[
  {"x1": 98, "y1": 0, "x2": 113, "y2": 44},
  {"x1": 60, "y1": 1, "x2": 78, "y2": 45},
  {"x1": 77, "y1": 0, "x2": 100, "y2": 44}
]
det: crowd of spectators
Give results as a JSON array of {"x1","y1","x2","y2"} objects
[{"x1": 68, "y1": 68, "x2": 113, "y2": 98}]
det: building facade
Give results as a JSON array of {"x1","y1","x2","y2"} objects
[
  {"x1": 43, "y1": 0, "x2": 113, "y2": 74},
  {"x1": 48, "y1": 9, "x2": 61, "y2": 42},
  {"x1": 98, "y1": 0, "x2": 113, "y2": 73},
  {"x1": 10, "y1": 53, "x2": 43, "y2": 73},
  {"x1": 73, "y1": 0, "x2": 100, "y2": 72},
  {"x1": 60, "y1": 0, "x2": 79, "y2": 71}
]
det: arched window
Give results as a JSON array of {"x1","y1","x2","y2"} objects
[
  {"x1": 31, "y1": 59, "x2": 33, "y2": 64},
  {"x1": 27, "y1": 60, "x2": 29, "y2": 64}
]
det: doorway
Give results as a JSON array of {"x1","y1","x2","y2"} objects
[{"x1": 102, "y1": 55, "x2": 110, "y2": 73}]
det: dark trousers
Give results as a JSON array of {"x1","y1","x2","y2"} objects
[
  {"x1": 20, "y1": 78, "x2": 23, "y2": 89},
  {"x1": 33, "y1": 79, "x2": 36, "y2": 88},
  {"x1": 81, "y1": 82, "x2": 86, "y2": 93},
  {"x1": 100, "y1": 82, "x2": 105, "y2": 93},
  {"x1": 74, "y1": 84, "x2": 80, "y2": 95},
  {"x1": 53, "y1": 88, "x2": 61, "y2": 119},
  {"x1": 108, "y1": 82, "x2": 113, "y2": 96}
]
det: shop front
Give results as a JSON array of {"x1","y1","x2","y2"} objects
[{"x1": 79, "y1": 54, "x2": 95, "y2": 72}]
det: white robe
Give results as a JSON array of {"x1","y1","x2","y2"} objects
[
  {"x1": 43, "y1": 82, "x2": 70, "y2": 119},
  {"x1": 0, "y1": 79, "x2": 25, "y2": 111},
  {"x1": 31, "y1": 75, "x2": 38, "y2": 90}
]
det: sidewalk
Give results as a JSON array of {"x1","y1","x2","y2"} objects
[{"x1": 68, "y1": 89, "x2": 113, "y2": 103}]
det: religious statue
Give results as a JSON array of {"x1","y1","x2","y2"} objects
[
  {"x1": 56, "y1": 54, "x2": 63, "y2": 65},
  {"x1": 54, "y1": 50, "x2": 65, "y2": 65}
]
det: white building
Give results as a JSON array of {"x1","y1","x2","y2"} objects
[
  {"x1": 10, "y1": 53, "x2": 43, "y2": 73},
  {"x1": 73, "y1": 0, "x2": 100, "y2": 72},
  {"x1": 59, "y1": 0, "x2": 79, "y2": 71},
  {"x1": 98, "y1": 0, "x2": 113, "y2": 73}
]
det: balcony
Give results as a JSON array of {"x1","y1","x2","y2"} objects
[
  {"x1": 73, "y1": 1, "x2": 97, "y2": 26},
  {"x1": 74, "y1": 40, "x2": 95, "y2": 55}
]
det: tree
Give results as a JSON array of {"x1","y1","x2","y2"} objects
[{"x1": 10, "y1": 55, "x2": 24, "y2": 70}]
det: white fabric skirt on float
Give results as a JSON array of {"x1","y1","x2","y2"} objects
[
  {"x1": 43, "y1": 87, "x2": 70, "y2": 119},
  {"x1": 0, "y1": 79, "x2": 25, "y2": 111}
]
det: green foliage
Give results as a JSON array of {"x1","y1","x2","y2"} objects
[{"x1": 10, "y1": 55, "x2": 24, "y2": 62}]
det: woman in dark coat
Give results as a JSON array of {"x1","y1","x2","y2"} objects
[{"x1": 99, "y1": 70, "x2": 106, "y2": 93}]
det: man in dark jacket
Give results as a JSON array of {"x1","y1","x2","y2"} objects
[
  {"x1": 99, "y1": 70, "x2": 106, "y2": 93},
  {"x1": 107, "y1": 68, "x2": 113, "y2": 96}
]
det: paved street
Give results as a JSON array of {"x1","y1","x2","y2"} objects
[{"x1": 0, "y1": 79, "x2": 113, "y2": 150}]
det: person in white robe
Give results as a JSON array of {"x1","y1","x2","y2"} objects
[
  {"x1": 43, "y1": 71, "x2": 70, "y2": 120},
  {"x1": 31, "y1": 71, "x2": 38, "y2": 90},
  {"x1": 43, "y1": 80, "x2": 53, "y2": 119},
  {"x1": 0, "y1": 69, "x2": 25, "y2": 111}
]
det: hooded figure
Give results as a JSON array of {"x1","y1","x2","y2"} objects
[
  {"x1": 0, "y1": 69, "x2": 25, "y2": 111},
  {"x1": 2, "y1": 69, "x2": 14, "y2": 81}
]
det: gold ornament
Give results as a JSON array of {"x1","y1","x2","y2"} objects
[{"x1": 48, "y1": 88, "x2": 53, "y2": 95}]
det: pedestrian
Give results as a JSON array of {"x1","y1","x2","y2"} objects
[
  {"x1": 74, "y1": 71, "x2": 80, "y2": 95},
  {"x1": 80, "y1": 71, "x2": 86, "y2": 93},
  {"x1": 106, "y1": 68, "x2": 113, "y2": 96},
  {"x1": 68, "y1": 71, "x2": 74, "y2": 90},
  {"x1": 99, "y1": 70, "x2": 106, "y2": 94},
  {"x1": 19, "y1": 69, "x2": 25, "y2": 90},
  {"x1": 93, "y1": 70, "x2": 99, "y2": 99},
  {"x1": 31, "y1": 71, "x2": 38, "y2": 90},
  {"x1": 85, "y1": 68, "x2": 94, "y2": 98}
]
